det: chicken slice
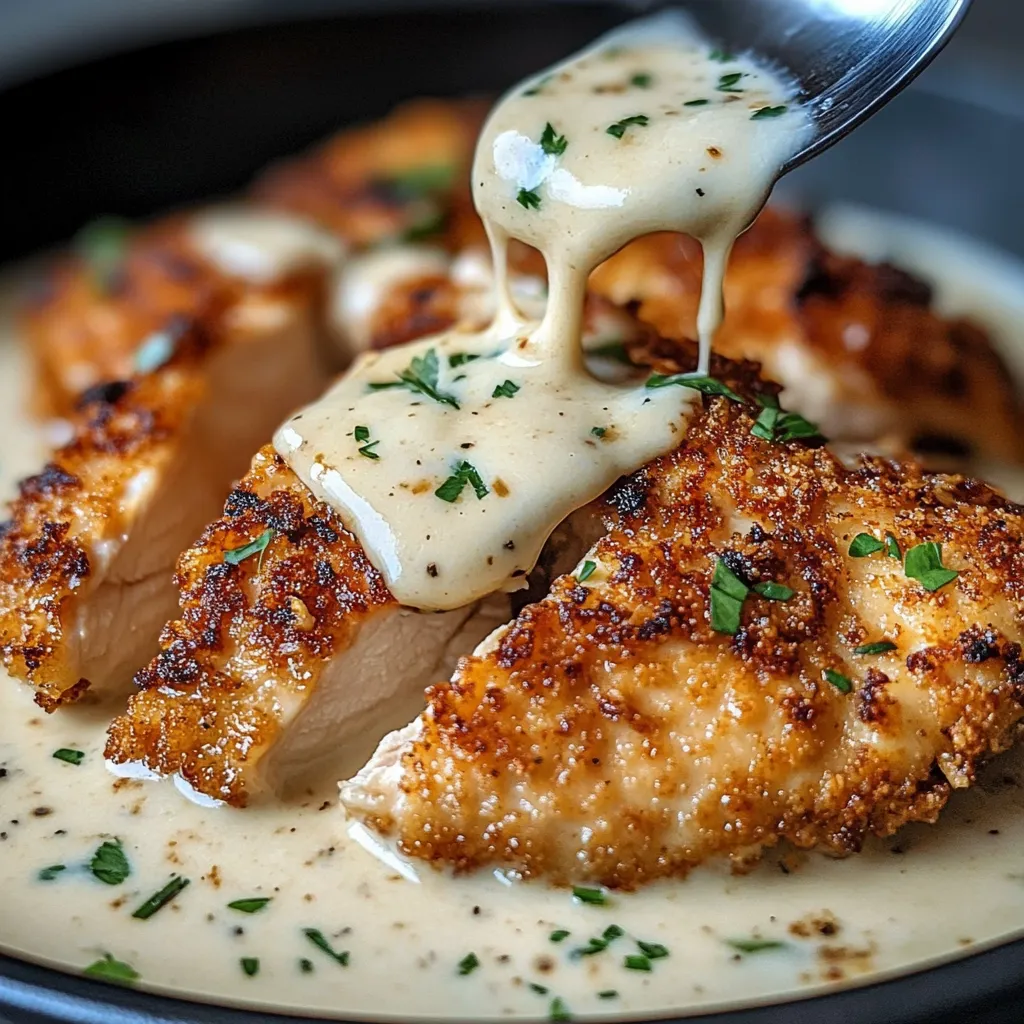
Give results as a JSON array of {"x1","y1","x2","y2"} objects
[
  {"x1": 342, "y1": 347, "x2": 1024, "y2": 888},
  {"x1": 102, "y1": 446, "x2": 530, "y2": 803},
  {"x1": 0, "y1": 270, "x2": 328, "y2": 708}
]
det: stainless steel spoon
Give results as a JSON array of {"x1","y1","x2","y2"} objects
[{"x1": 678, "y1": 0, "x2": 973, "y2": 172}]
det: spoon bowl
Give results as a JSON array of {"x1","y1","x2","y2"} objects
[{"x1": 681, "y1": 0, "x2": 973, "y2": 172}]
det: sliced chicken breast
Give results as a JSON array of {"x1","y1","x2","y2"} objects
[{"x1": 342, "y1": 345, "x2": 1024, "y2": 888}]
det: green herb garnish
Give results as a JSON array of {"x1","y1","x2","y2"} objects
[
  {"x1": 716, "y1": 71, "x2": 745, "y2": 92},
  {"x1": 517, "y1": 188, "x2": 542, "y2": 210},
  {"x1": 550, "y1": 997, "x2": 572, "y2": 1022},
  {"x1": 885, "y1": 532, "x2": 902, "y2": 561},
  {"x1": 550, "y1": 929, "x2": 570, "y2": 943},
  {"x1": 753, "y1": 581, "x2": 794, "y2": 601},
  {"x1": 726, "y1": 938, "x2": 789, "y2": 954},
  {"x1": 624, "y1": 954, "x2": 652, "y2": 971},
  {"x1": 83, "y1": 953, "x2": 139, "y2": 985},
  {"x1": 540, "y1": 122, "x2": 568, "y2": 156},
  {"x1": 751, "y1": 105, "x2": 788, "y2": 119},
  {"x1": 435, "y1": 461, "x2": 488, "y2": 503},
  {"x1": 38, "y1": 864, "x2": 66, "y2": 881},
  {"x1": 224, "y1": 528, "x2": 274, "y2": 568},
  {"x1": 353, "y1": 425, "x2": 381, "y2": 460},
  {"x1": 684, "y1": 98, "x2": 709, "y2": 106},
  {"x1": 709, "y1": 48, "x2": 734, "y2": 62},
  {"x1": 303, "y1": 928, "x2": 349, "y2": 966},
  {"x1": 903, "y1": 541, "x2": 959, "y2": 591},
  {"x1": 132, "y1": 875, "x2": 190, "y2": 920},
  {"x1": 824, "y1": 669, "x2": 853, "y2": 694},
  {"x1": 571, "y1": 885, "x2": 608, "y2": 906},
  {"x1": 240, "y1": 957, "x2": 259, "y2": 977},
  {"x1": 529, "y1": 982, "x2": 550, "y2": 995},
  {"x1": 590, "y1": 426, "x2": 607, "y2": 438},
  {"x1": 53, "y1": 748, "x2": 84, "y2": 765},
  {"x1": 90, "y1": 839, "x2": 130, "y2": 885},
  {"x1": 369, "y1": 348, "x2": 460, "y2": 409},
  {"x1": 492, "y1": 379, "x2": 520, "y2": 399},
  {"x1": 751, "y1": 393, "x2": 822, "y2": 443},
  {"x1": 228, "y1": 897, "x2": 272, "y2": 914},
  {"x1": 646, "y1": 372, "x2": 744, "y2": 403},
  {"x1": 853, "y1": 641, "x2": 897, "y2": 656},
  {"x1": 577, "y1": 561, "x2": 596, "y2": 583},
  {"x1": 637, "y1": 940, "x2": 669, "y2": 959},
  {"x1": 849, "y1": 533, "x2": 885, "y2": 557},
  {"x1": 299, "y1": 958, "x2": 314, "y2": 973},
  {"x1": 458, "y1": 952, "x2": 480, "y2": 975},
  {"x1": 710, "y1": 559, "x2": 748, "y2": 636},
  {"x1": 606, "y1": 114, "x2": 650, "y2": 139},
  {"x1": 598, "y1": 990, "x2": 619, "y2": 999},
  {"x1": 630, "y1": 72, "x2": 653, "y2": 88},
  {"x1": 74, "y1": 217, "x2": 130, "y2": 292},
  {"x1": 385, "y1": 164, "x2": 454, "y2": 199}
]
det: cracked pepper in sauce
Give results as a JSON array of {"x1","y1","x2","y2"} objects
[{"x1": 274, "y1": 13, "x2": 811, "y2": 610}]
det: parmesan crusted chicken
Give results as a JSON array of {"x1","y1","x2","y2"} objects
[{"x1": 342, "y1": 344, "x2": 1024, "y2": 887}]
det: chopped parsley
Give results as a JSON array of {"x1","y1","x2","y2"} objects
[
  {"x1": 853, "y1": 641, "x2": 897, "y2": 656},
  {"x1": 303, "y1": 928, "x2": 349, "y2": 966},
  {"x1": 384, "y1": 164, "x2": 454, "y2": 199},
  {"x1": 646, "y1": 372, "x2": 744, "y2": 403},
  {"x1": 753, "y1": 581, "x2": 795, "y2": 601},
  {"x1": 353, "y1": 425, "x2": 380, "y2": 460},
  {"x1": 228, "y1": 897, "x2": 272, "y2": 914},
  {"x1": 131, "y1": 875, "x2": 190, "y2": 920},
  {"x1": 716, "y1": 71, "x2": 745, "y2": 92},
  {"x1": 598, "y1": 990, "x2": 619, "y2": 999},
  {"x1": 572, "y1": 924, "x2": 624, "y2": 958},
  {"x1": 224, "y1": 528, "x2": 274, "y2": 568},
  {"x1": 517, "y1": 188, "x2": 542, "y2": 210},
  {"x1": 709, "y1": 48, "x2": 734, "y2": 62},
  {"x1": 550, "y1": 929, "x2": 571, "y2": 943},
  {"x1": 606, "y1": 114, "x2": 649, "y2": 139},
  {"x1": 529, "y1": 982, "x2": 550, "y2": 995},
  {"x1": 824, "y1": 669, "x2": 853, "y2": 694},
  {"x1": 90, "y1": 839, "x2": 130, "y2": 885},
  {"x1": 624, "y1": 954, "x2": 652, "y2": 971},
  {"x1": 709, "y1": 559, "x2": 748, "y2": 636},
  {"x1": 83, "y1": 953, "x2": 139, "y2": 985},
  {"x1": 540, "y1": 122, "x2": 568, "y2": 156},
  {"x1": 590, "y1": 426, "x2": 607, "y2": 438},
  {"x1": 368, "y1": 348, "x2": 460, "y2": 409},
  {"x1": 885, "y1": 532, "x2": 902, "y2": 560},
  {"x1": 751, "y1": 105, "x2": 788, "y2": 119},
  {"x1": 637, "y1": 940, "x2": 669, "y2": 959},
  {"x1": 52, "y1": 748, "x2": 84, "y2": 765},
  {"x1": 74, "y1": 216, "x2": 130, "y2": 292},
  {"x1": 240, "y1": 957, "x2": 260, "y2": 977},
  {"x1": 448, "y1": 352, "x2": 480, "y2": 368},
  {"x1": 849, "y1": 533, "x2": 885, "y2": 558},
  {"x1": 630, "y1": 72, "x2": 653, "y2": 88},
  {"x1": 904, "y1": 541, "x2": 959, "y2": 592},
  {"x1": 299, "y1": 958, "x2": 314, "y2": 973},
  {"x1": 492, "y1": 379, "x2": 520, "y2": 399},
  {"x1": 435, "y1": 461, "x2": 489, "y2": 503},
  {"x1": 549, "y1": 996, "x2": 572, "y2": 1022},
  {"x1": 751, "y1": 393, "x2": 822, "y2": 443},
  {"x1": 571, "y1": 885, "x2": 608, "y2": 906},
  {"x1": 577, "y1": 560, "x2": 597, "y2": 583},
  {"x1": 726, "y1": 938, "x2": 788, "y2": 954},
  {"x1": 38, "y1": 864, "x2": 66, "y2": 881},
  {"x1": 684, "y1": 98, "x2": 709, "y2": 106},
  {"x1": 458, "y1": 952, "x2": 480, "y2": 975}
]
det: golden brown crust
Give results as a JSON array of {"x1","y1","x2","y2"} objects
[
  {"x1": 351, "y1": 343, "x2": 1024, "y2": 887},
  {"x1": 104, "y1": 445, "x2": 394, "y2": 803}
]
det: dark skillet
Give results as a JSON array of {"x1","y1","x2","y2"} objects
[{"x1": 1, "y1": 3, "x2": 1023, "y2": 1021}]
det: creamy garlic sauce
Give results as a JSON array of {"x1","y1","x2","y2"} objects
[
  {"x1": 2, "y1": 215, "x2": 1024, "y2": 1018},
  {"x1": 275, "y1": 13, "x2": 810, "y2": 611}
]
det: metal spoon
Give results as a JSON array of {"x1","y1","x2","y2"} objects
[{"x1": 681, "y1": 0, "x2": 973, "y2": 172}]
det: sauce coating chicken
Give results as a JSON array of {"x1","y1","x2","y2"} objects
[{"x1": 342, "y1": 342, "x2": 1024, "y2": 887}]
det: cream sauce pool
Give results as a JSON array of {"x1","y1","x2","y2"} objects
[
  {"x1": 1, "y1": 213, "x2": 1024, "y2": 1020},
  {"x1": 274, "y1": 13, "x2": 810, "y2": 610}
]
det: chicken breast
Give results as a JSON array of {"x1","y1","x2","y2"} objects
[
  {"x1": 342, "y1": 344, "x2": 1024, "y2": 888},
  {"x1": 102, "y1": 445, "x2": 519, "y2": 802},
  {"x1": 0, "y1": 268, "x2": 329, "y2": 708}
]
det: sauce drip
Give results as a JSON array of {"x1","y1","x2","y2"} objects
[{"x1": 274, "y1": 12, "x2": 810, "y2": 611}]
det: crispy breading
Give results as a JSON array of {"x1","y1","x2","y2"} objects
[{"x1": 342, "y1": 343, "x2": 1024, "y2": 888}]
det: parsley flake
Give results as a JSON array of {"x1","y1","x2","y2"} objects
[
  {"x1": 646, "y1": 372, "x2": 745, "y2": 403},
  {"x1": 904, "y1": 542, "x2": 959, "y2": 592},
  {"x1": 353, "y1": 425, "x2": 381, "y2": 460},
  {"x1": 529, "y1": 982, "x2": 550, "y2": 995},
  {"x1": 228, "y1": 897, "x2": 272, "y2": 914},
  {"x1": 716, "y1": 71, "x2": 745, "y2": 92},
  {"x1": 853, "y1": 641, "x2": 897, "y2": 656},
  {"x1": 448, "y1": 352, "x2": 480, "y2": 368},
  {"x1": 726, "y1": 938, "x2": 788, "y2": 954},
  {"x1": 83, "y1": 953, "x2": 139, "y2": 985},
  {"x1": 630, "y1": 72, "x2": 653, "y2": 88},
  {"x1": 637, "y1": 940, "x2": 669, "y2": 959},
  {"x1": 572, "y1": 885, "x2": 608, "y2": 906},
  {"x1": 550, "y1": 929, "x2": 570, "y2": 943},
  {"x1": 300, "y1": 958, "x2": 314, "y2": 973},
  {"x1": 38, "y1": 864, "x2": 66, "y2": 881},
  {"x1": 624, "y1": 954, "x2": 652, "y2": 971},
  {"x1": 540, "y1": 122, "x2": 568, "y2": 156},
  {"x1": 132, "y1": 875, "x2": 190, "y2": 920},
  {"x1": 824, "y1": 669, "x2": 853, "y2": 694},
  {"x1": 885, "y1": 532, "x2": 902, "y2": 560},
  {"x1": 751, "y1": 105, "x2": 788, "y2": 119},
  {"x1": 240, "y1": 957, "x2": 259, "y2": 977},
  {"x1": 849, "y1": 533, "x2": 885, "y2": 558},
  {"x1": 753, "y1": 581, "x2": 794, "y2": 602},
  {"x1": 90, "y1": 839, "x2": 130, "y2": 886},
  {"x1": 492, "y1": 379, "x2": 520, "y2": 399},
  {"x1": 590, "y1": 426, "x2": 607, "y2": 438},
  {"x1": 53, "y1": 748, "x2": 84, "y2": 765},
  {"x1": 598, "y1": 990, "x2": 619, "y2": 999},
  {"x1": 577, "y1": 560, "x2": 596, "y2": 583},
  {"x1": 709, "y1": 559, "x2": 748, "y2": 635},
  {"x1": 435, "y1": 461, "x2": 489, "y2": 503},
  {"x1": 369, "y1": 348, "x2": 459, "y2": 409},
  {"x1": 517, "y1": 188, "x2": 542, "y2": 210},
  {"x1": 458, "y1": 952, "x2": 480, "y2": 976},
  {"x1": 549, "y1": 996, "x2": 572, "y2": 1022},
  {"x1": 751, "y1": 393, "x2": 822, "y2": 443},
  {"x1": 684, "y1": 98, "x2": 709, "y2": 106},
  {"x1": 224, "y1": 529, "x2": 274, "y2": 568},
  {"x1": 303, "y1": 928, "x2": 349, "y2": 966},
  {"x1": 709, "y1": 48, "x2": 734, "y2": 62},
  {"x1": 606, "y1": 114, "x2": 649, "y2": 139}
]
